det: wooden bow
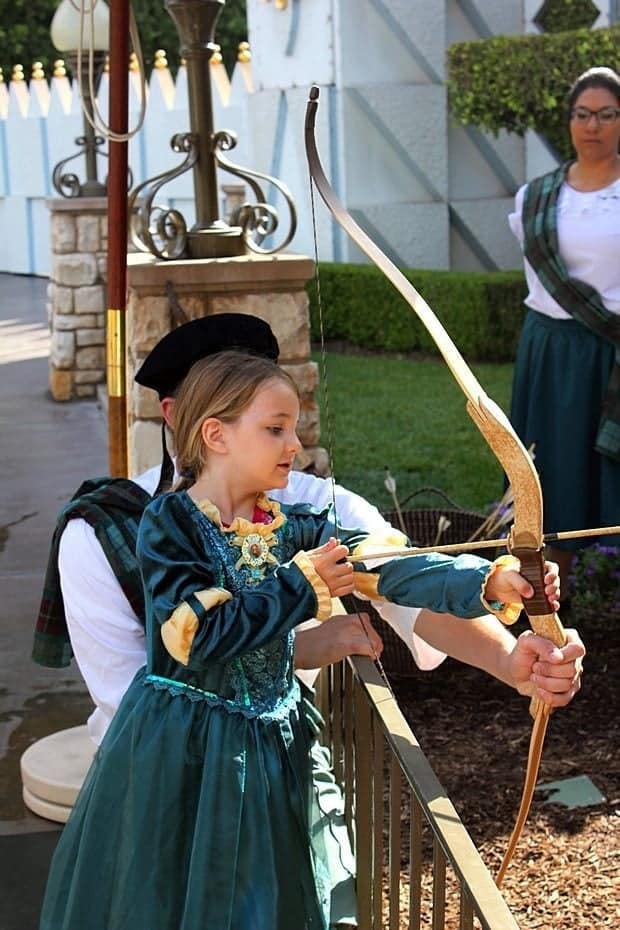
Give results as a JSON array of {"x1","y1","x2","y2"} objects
[{"x1": 304, "y1": 84, "x2": 567, "y2": 887}]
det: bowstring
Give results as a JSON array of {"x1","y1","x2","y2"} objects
[
  {"x1": 307, "y1": 167, "x2": 392, "y2": 688},
  {"x1": 308, "y1": 176, "x2": 338, "y2": 522}
]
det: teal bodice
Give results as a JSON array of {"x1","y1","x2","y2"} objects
[{"x1": 141, "y1": 492, "x2": 327, "y2": 716}]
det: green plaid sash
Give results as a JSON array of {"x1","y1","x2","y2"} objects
[
  {"x1": 522, "y1": 163, "x2": 620, "y2": 461},
  {"x1": 33, "y1": 478, "x2": 152, "y2": 668}
]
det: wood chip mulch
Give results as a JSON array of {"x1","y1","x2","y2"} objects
[{"x1": 385, "y1": 612, "x2": 619, "y2": 929}]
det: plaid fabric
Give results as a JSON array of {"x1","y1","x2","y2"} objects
[
  {"x1": 33, "y1": 478, "x2": 152, "y2": 668},
  {"x1": 522, "y1": 164, "x2": 620, "y2": 461}
]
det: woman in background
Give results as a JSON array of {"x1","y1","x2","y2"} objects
[{"x1": 509, "y1": 66, "x2": 620, "y2": 584}]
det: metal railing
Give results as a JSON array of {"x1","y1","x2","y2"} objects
[{"x1": 316, "y1": 656, "x2": 520, "y2": 930}]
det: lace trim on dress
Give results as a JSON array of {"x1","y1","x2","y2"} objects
[
  {"x1": 557, "y1": 178, "x2": 620, "y2": 216},
  {"x1": 193, "y1": 494, "x2": 286, "y2": 536},
  {"x1": 144, "y1": 673, "x2": 301, "y2": 720},
  {"x1": 187, "y1": 493, "x2": 286, "y2": 585}
]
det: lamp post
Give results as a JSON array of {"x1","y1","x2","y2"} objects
[
  {"x1": 50, "y1": 0, "x2": 109, "y2": 197},
  {"x1": 129, "y1": 0, "x2": 296, "y2": 260},
  {"x1": 164, "y1": 0, "x2": 245, "y2": 258}
]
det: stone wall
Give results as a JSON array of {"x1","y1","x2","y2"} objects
[
  {"x1": 47, "y1": 198, "x2": 108, "y2": 401},
  {"x1": 126, "y1": 252, "x2": 327, "y2": 478}
]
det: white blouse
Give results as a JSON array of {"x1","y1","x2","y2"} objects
[{"x1": 508, "y1": 178, "x2": 620, "y2": 318}]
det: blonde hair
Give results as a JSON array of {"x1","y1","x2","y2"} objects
[{"x1": 172, "y1": 351, "x2": 298, "y2": 491}]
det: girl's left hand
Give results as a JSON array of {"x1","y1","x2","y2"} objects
[
  {"x1": 306, "y1": 537, "x2": 355, "y2": 597},
  {"x1": 486, "y1": 560, "x2": 561, "y2": 612}
]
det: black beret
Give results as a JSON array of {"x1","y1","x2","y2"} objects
[{"x1": 135, "y1": 314, "x2": 280, "y2": 398}]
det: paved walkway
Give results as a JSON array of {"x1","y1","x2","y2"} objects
[{"x1": 0, "y1": 273, "x2": 109, "y2": 928}]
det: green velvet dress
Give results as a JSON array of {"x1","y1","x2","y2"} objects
[{"x1": 40, "y1": 492, "x2": 494, "y2": 930}]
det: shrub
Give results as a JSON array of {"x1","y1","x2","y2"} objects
[
  {"x1": 568, "y1": 543, "x2": 620, "y2": 622},
  {"x1": 533, "y1": 0, "x2": 601, "y2": 34},
  {"x1": 306, "y1": 263, "x2": 528, "y2": 363},
  {"x1": 447, "y1": 25, "x2": 620, "y2": 159}
]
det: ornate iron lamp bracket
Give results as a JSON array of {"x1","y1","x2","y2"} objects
[
  {"x1": 128, "y1": 132, "x2": 199, "y2": 260},
  {"x1": 52, "y1": 135, "x2": 107, "y2": 198},
  {"x1": 128, "y1": 129, "x2": 297, "y2": 260},
  {"x1": 212, "y1": 129, "x2": 297, "y2": 254}
]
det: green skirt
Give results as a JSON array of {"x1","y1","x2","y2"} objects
[
  {"x1": 39, "y1": 670, "x2": 356, "y2": 930},
  {"x1": 510, "y1": 310, "x2": 620, "y2": 551}
]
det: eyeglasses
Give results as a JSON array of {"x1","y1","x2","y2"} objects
[{"x1": 570, "y1": 105, "x2": 620, "y2": 125}]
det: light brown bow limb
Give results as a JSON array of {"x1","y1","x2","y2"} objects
[{"x1": 305, "y1": 84, "x2": 568, "y2": 887}]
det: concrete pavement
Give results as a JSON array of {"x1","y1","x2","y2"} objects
[{"x1": 0, "y1": 273, "x2": 108, "y2": 928}]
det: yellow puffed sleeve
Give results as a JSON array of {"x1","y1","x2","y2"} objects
[
  {"x1": 349, "y1": 529, "x2": 409, "y2": 602},
  {"x1": 292, "y1": 552, "x2": 333, "y2": 621},
  {"x1": 161, "y1": 587, "x2": 232, "y2": 664},
  {"x1": 349, "y1": 529, "x2": 408, "y2": 562}
]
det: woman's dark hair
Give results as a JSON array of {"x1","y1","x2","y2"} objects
[{"x1": 568, "y1": 66, "x2": 620, "y2": 112}]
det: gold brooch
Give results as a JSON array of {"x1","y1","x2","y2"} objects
[{"x1": 234, "y1": 532, "x2": 278, "y2": 582}]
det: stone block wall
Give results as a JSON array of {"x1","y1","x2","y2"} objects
[
  {"x1": 47, "y1": 198, "x2": 108, "y2": 400},
  {"x1": 126, "y1": 252, "x2": 328, "y2": 478}
]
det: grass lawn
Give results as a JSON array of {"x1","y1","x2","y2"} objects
[{"x1": 312, "y1": 350, "x2": 515, "y2": 516}]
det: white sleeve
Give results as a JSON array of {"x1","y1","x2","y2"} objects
[
  {"x1": 59, "y1": 519, "x2": 147, "y2": 745},
  {"x1": 273, "y1": 472, "x2": 445, "y2": 670},
  {"x1": 275, "y1": 471, "x2": 391, "y2": 532},
  {"x1": 508, "y1": 184, "x2": 527, "y2": 245},
  {"x1": 371, "y1": 603, "x2": 445, "y2": 670}
]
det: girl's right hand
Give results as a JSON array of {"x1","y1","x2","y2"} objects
[{"x1": 307, "y1": 537, "x2": 355, "y2": 597}]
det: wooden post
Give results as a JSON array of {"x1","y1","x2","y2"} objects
[{"x1": 106, "y1": 0, "x2": 130, "y2": 476}]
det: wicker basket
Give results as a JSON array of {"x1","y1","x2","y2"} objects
[{"x1": 357, "y1": 488, "x2": 488, "y2": 676}]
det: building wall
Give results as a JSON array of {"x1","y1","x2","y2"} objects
[{"x1": 0, "y1": 0, "x2": 616, "y2": 274}]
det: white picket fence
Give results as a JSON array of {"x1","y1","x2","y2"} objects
[{"x1": 0, "y1": 53, "x2": 297, "y2": 276}]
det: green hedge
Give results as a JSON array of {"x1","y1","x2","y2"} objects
[
  {"x1": 533, "y1": 0, "x2": 601, "y2": 33},
  {"x1": 447, "y1": 26, "x2": 620, "y2": 159},
  {"x1": 306, "y1": 264, "x2": 528, "y2": 363}
]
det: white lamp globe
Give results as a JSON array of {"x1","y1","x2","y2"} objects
[{"x1": 50, "y1": 0, "x2": 110, "y2": 53}]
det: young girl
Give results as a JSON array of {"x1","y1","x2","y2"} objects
[{"x1": 40, "y1": 351, "x2": 560, "y2": 930}]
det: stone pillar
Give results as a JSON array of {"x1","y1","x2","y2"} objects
[
  {"x1": 126, "y1": 252, "x2": 328, "y2": 477},
  {"x1": 47, "y1": 198, "x2": 108, "y2": 401},
  {"x1": 221, "y1": 183, "x2": 246, "y2": 220}
]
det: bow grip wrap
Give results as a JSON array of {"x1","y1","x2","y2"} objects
[
  {"x1": 510, "y1": 544, "x2": 568, "y2": 719},
  {"x1": 509, "y1": 545, "x2": 567, "y2": 646}
]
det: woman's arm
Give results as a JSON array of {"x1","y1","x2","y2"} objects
[{"x1": 415, "y1": 609, "x2": 584, "y2": 708}]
